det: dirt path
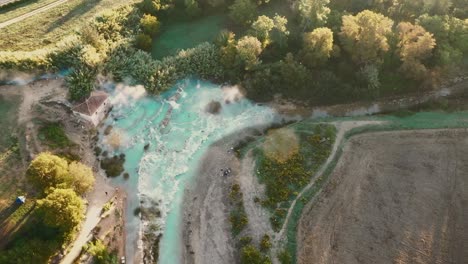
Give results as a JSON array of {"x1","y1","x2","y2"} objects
[
  {"x1": 297, "y1": 129, "x2": 468, "y2": 264},
  {"x1": 61, "y1": 182, "x2": 116, "y2": 264},
  {"x1": 0, "y1": 0, "x2": 69, "y2": 29}
]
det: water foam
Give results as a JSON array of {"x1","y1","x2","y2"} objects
[{"x1": 99, "y1": 79, "x2": 277, "y2": 264}]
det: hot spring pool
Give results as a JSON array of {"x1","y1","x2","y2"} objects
[{"x1": 98, "y1": 79, "x2": 277, "y2": 263}]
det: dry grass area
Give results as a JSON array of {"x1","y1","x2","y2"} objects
[
  {"x1": 297, "y1": 129, "x2": 468, "y2": 264},
  {"x1": 0, "y1": 0, "x2": 57, "y2": 23},
  {"x1": 0, "y1": 0, "x2": 137, "y2": 51}
]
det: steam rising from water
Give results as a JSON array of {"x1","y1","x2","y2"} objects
[{"x1": 98, "y1": 79, "x2": 277, "y2": 264}]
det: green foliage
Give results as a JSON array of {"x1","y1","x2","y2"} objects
[
  {"x1": 278, "y1": 249, "x2": 293, "y2": 264},
  {"x1": 260, "y1": 234, "x2": 271, "y2": 251},
  {"x1": 135, "y1": 33, "x2": 153, "y2": 51},
  {"x1": 27, "y1": 152, "x2": 95, "y2": 195},
  {"x1": 236, "y1": 36, "x2": 263, "y2": 70},
  {"x1": 84, "y1": 239, "x2": 118, "y2": 264},
  {"x1": 100, "y1": 154, "x2": 126, "y2": 177},
  {"x1": 66, "y1": 66, "x2": 97, "y2": 101},
  {"x1": 300, "y1": 27, "x2": 334, "y2": 67},
  {"x1": 37, "y1": 188, "x2": 85, "y2": 239},
  {"x1": 240, "y1": 244, "x2": 271, "y2": 264},
  {"x1": 0, "y1": 238, "x2": 59, "y2": 264},
  {"x1": 417, "y1": 14, "x2": 468, "y2": 66},
  {"x1": 140, "y1": 14, "x2": 161, "y2": 36},
  {"x1": 27, "y1": 152, "x2": 70, "y2": 191},
  {"x1": 253, "y1": 123, "x2": 336, "y2": 231},
  {"x1": 229, "y1": 0, "x2": 257, "y2": 26},
  {"x1": 295, "y1": 0, "x2": 331, "y2": 30},
  {"x1": 67, "y1": 161, "x2": 95, "y2": 195},
  {"x1": 229, "y1": 184, "x2": 249, "y2": 235},
  {"x1": 340, "y1": 10, "x2": 394, "y2": 65},
  {"x1": 38, "y1": 122, "x2": 72, "y2": 149}
]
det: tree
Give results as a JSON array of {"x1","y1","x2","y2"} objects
[
  {"x1": 251, "y1": 16, "x2": 274, "y2": 47},
  {"x1": 135, "y1": 33, "x2": 153, "y2": 51},
  {"x1": 66, "y1": 66, "x2": 97, "y2": 101},
  {"x1": 271, "y1": 15, "x2": 289, "y2": 48},
  {"x1": 417, "y1": 15, "x2": 467, "y2": 65},
  {"x1": 67, "y1": 161, "x2": 95, "y2": 195},
  {"x1": 236, "y1": 36, "x2": 263, "y2": 70},
  {"x1": 295, "y1": 0, "x2": 331, "y2": 31},
  {"x1": 340, "y1": 10, "x2": 394, "y2": 65},
  {"x1": 139, "y1": 0, "x2": 174, "y2": 15},
  {"x1": 27, "y1": 153, "x2": 70, "y2": 191},
  {"x1": 140, "y1": 14, "x2": 161, "y2": 37},
  {"x1": 397, "y1": 22, "x2": 436, "y2": 80},
  {"x1": 300, "y1": 27, "x2": 334, "y2": 67},
  {"x1": 37, "y1": 188, "x2": 85, "y2": 236},
  {"x1": 229, "y1": 0, "x2": 257, "y2": 26}
]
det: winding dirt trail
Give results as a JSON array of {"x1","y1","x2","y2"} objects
[{"x1": 0, "y1": 0, "x2": 69, "y2": 29}]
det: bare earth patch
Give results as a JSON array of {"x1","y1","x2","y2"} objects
[{"x1": 297, "y1": 129, "x2": 468, "y2": 264}]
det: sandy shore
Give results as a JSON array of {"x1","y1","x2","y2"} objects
[{"x1": 181, "y1": 126, "x2": 271, "y2": 264}]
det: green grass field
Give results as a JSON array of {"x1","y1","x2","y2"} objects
[{"x1": 0, "y1": 0, "x2": 137, "y2": 51}]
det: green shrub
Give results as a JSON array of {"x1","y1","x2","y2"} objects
[
  {"x1": 135, "y1": 33, "x2": 153, "y2": 51},
  {"x1": 260, "y1": 234, "x2": 271, "y2": 251},
  {"x1": 39, "y1": 123, "x2": 72, "y2": 148},
  {"x1": 240, "y1": 244, "x2": 271, "y2": 264},
  {"x1": 66, "y1": 67, "x2": 97, "y2": 101}
]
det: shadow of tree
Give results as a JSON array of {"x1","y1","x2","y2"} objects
[
  {"x1": 0, "y1": 202, "x2": 36, "y2": 249},
  {"x1": 46, "y1": 0, "x2": 103, "y2": 33}
]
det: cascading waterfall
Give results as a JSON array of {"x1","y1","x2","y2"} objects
[{"x1": 97, "y1": 79, "x2": 277, "y2": 263}]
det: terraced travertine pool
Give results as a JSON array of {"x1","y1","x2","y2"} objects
[{"x1": 98, "y1": 79, "x2": 278, "y2": 263}]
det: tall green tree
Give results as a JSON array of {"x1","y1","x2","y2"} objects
[
  {"x1": 67, "y1": 161, "x2": 95, "y2": 195},
  {"x1": 66, "y1": 66, "x2": 97, "y2": 101},
  {"x1": 251, "y1": 16, "x2": 274, "y2": 47},
  {"x1": 271, "y1": 15, "x2": 290, "y2": 48},
  {"x1": 397, "y1": 22, "x2": 436, "y2": 80},
  {"x1": 27, "y1": 152, "x2": 70, "y2": 191},
  {"x1": 236, "y1": 36, "x2": 263, "y2": 70},
  {"x1": 229, "y1": 0, "x2": 257, "y2": 26},
  {"x1": 340, "y1": 10, "x2": 394, "y2": 65},
  {"x1": 300, "y1": 27, "x2": 334, "y2": 67},
  {"x1": 37, "y1": 188, "x2": 85, "y2": 237},
  {"x1": 295, "y1": 0, "x2": 331, "y2": 30}
]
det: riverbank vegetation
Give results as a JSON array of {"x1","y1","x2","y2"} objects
[
  {"x1": 1, "y1": 0, "x2": 466, "y2": 103},
  {"x1": 254, "y1": 123, "x2": 335, "y2": 231}
]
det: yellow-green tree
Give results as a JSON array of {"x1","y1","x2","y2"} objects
[
  {"x1": 397, "y1": 22, "x2": 436, "y2": 80},
  {"x1": 236, "y1": 36, "x2": 263, "y2": 70},
  {"x1": 67, "y1": 161, "x2": 95, "y2": 195},
  {"x1": 27, "y1": 152, "x2": 70, "y2": 191},
  {"x1": 250, "y1": 15, "x2": 274, "y2": 47},
  {"x1": 37, "y1": 188, "x2": 85, "y2": 238},
  {"x1": 340, "y1": 10, "x2": 394, "y2": 65},
  {"x1": 300, "y1": 27, "x2": 334, "y2": 67},
  {"x1": 295, "y1": 0, "x2": 330, "y2": 30},
  {"x1": 140, "y1": 14, "x2": 161, "y2": 37}
]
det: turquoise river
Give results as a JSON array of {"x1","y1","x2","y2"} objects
[{"x1": 98, "y1": 79, "x2": 278, "y2": 263}]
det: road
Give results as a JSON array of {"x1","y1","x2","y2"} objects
[{"x1": 0, "y1": 0, "x2": 69, "y2": 29}]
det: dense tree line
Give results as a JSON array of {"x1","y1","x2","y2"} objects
[{"x1": 0, "y1": 153, "x2": 95, "y2": 263}]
